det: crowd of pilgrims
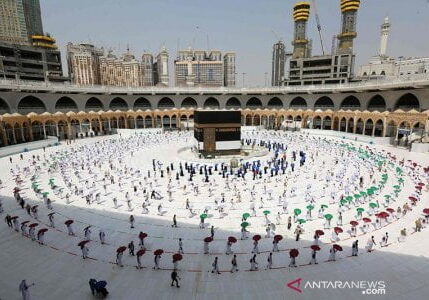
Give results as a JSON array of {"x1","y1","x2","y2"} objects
[{"x1": 2, "y1": 129, "x2": 428, "y2": 275}]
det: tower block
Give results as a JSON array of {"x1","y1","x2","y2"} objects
[
  {"x1": 292, "y1": 2, "x2": 311, "y2": 59},
  {"x1": 337, "y1": 0, "x2": 361, "y2": 54}
]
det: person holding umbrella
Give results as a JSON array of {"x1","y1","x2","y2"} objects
[
  {"x1": 65, "y1": 220, "x2": 74, "y2": 236},
  {"x1": 153, "y1": 250, "x2": 162, "y2": 269},
  {"x1": 171, "y1": 270, "x2": 180, "y2": 288},
  {"x1": 136, "y1": 249, "x2": 145, "y2": 269},
  {"x1": 37, "y1": 228, "x2": 47, "y2": 245},
  {"x1": 28, "y1": 224, "x2": 36, "y2": 241},
  {"x1": 19, "y1": 279, "x2": 34, "y2": 300},
  {"x1": 226, "y1": 240, "x2": 233, "y2": 255},
  {"x1": 116, "y1": 247, "x2": 125, "y2": 267},
  {"x1": 20, "y1": 221, "x2": 28, "y2": 237},
  {"x1": 252, "y1": 236, "x2": 260, "y2": 254},
  {"x1": 79, "y1": 241, "x2": 89, "y2": 259},
  {"x1": 84, "y1": 226, "x2": 91, "y2": 240},
  {"x1": 211, "y1": 257, "x2": 220, "y2": 274},
  {"x1": 12, "y1": 216, "x2": 19, "y2": 232},
  {"x1": 366, "y1": 236, "x2": 376, "y2": 252},
  {"x1": 328, "y1": 246, "x2": 336, "y2": 261},
  {"x1": 310, "y1": 245, "x2": 320, "y2": 264}
]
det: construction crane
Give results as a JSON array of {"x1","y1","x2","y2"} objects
[{"x1": 311, "y1": 0, "x2": 325, "y2": 55}]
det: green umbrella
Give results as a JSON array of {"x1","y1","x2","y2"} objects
[
  {"x1": 325, "y1": 214, "x2": 333, "y2": 220},
  {"x1": 345, "y1": 196, "x2": 353, "y2": 202},
  {"x1": 42, "y1": 192, "x2": 49, "y2": 196},
  {"x1": 340, "y1": 199, "x2": 348, "y2": 205},
  {"x1": 241, "y1": 222, "x2": 249, "y2": 228},
  {"x1": 321, "y1": 204, "x2": 328, "y2": 209},
  {"x1": 297, "y1": 219, "x2": 306, "y2": 224},
  {"x1": 263, "y1": 210, "x2": 271, "y2": 215},
  {"x1": 393, "y1": 185, "x2": 400, "y2": 190},
  {"x1": 384, "y1": 195, "x2": 391, "y2": 199},
  {"x1": 398, "y1": 178, "x2": 404, "y2": 183},
  {"x1": 367, "y1": 189, "x2": 374, "y2": 196},
  {"x1": 242, "y1": 213, "x2": 250, "y2": 220},
  {"x1": 354, "y1": 194, "x2": 361, "y2": 199},
  {"x1": 294, "y1": 208, "x2": 302, "y2": 216},
  {"x1": 370, "y1": 186, "x2": 379, "y2": 191},
  {"x1": 306, "y1": 205, "x2": 315, "y2": 211},
  {"x1": 360, "y1": 191, "x2": 367, "y2": 197},
  {"x1": 369, "y1": 203, "x2": 377, "y2": 209},
  {"x1": 356, "y1": 208, "x2": 364, "y2": 213},
  {"x1": 200, "y1": 214, "x2": 208, "y2": 219}
]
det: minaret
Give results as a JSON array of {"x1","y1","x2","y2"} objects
[
  {"x1": 379, "y1": 16, "x2": 390, "y2": 57},
  {"x1": 337, "y1": 0, "x2": 361, "y2": 55},
  {"x1": 292, "y1": 2, "x2": 311, "y2": 59}
]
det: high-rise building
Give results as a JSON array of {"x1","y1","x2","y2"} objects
[
  {"x1": 175, "y1": 48, "x2": 235, "y2": 87},
  {"x1": 0, "y1": 0, "x2": 29, "y2": 45},
  {"x1": 141, "y1": 52, "x2": 154, "y2": 86},
  {"x1": 223, "y1": 52, "x2": 236, "y2": 87},
  {"x1": 99, "y1": 49, "x2": 143, "y2": 88},
  {"x1": 67, "y1": 43, "x2": 103, "y2": 86},
  {"x1": 154, "y1": 46, "x2": 169, "y2": 86},
  {"x1": 22, "y1": 0, "x2": 43, "y2": 37},
  {"x1": 286, "y1": 0, "x2": 357, "y2": 86},
  {"x1": 272, "y1": 41, "x2": 286, "y2": 86}
]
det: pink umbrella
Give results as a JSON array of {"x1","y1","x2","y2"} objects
[
  {"x1": 362, "y1": 218, "x2": 371, "y2": 223},
  {"x1": 422, "y1": 208, "x2": 429, "y2": 215},
  {"x1": 386, "y1": 208, "x2": 395, "y2": 214}
]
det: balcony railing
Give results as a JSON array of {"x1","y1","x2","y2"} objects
[{"x1": 0, "y1": 74, "x2": 428, "y2": 94}]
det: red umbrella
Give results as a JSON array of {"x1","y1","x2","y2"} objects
[
  {"x1": 21, "y1": 221, "x2": 30, "y2": 225},
  {"x1": 423, "y1": 208, "x2": 429, "y2": 215},
  {"x1": 350, "y1": 220, "x2": 359, "y2": 227},
  {"x1": 137, "y1": 249, "x2": 146, "y2": 256},
  {"x1": 290, "y1": 249, "x2": 299, "y2": 258},
  {"x1": 154, "y1": 249, "x2": 164, "y2": 256},
  {"x1": 78, "y1": 240, "x2": 90, "y2": 247},
  {"x1": 274, "y1": 234, "x2": 283, "y2": 241},
  {"x1": 173, "y1": 253, "x2": 183, "y2": 261},
  {"x1": 139, "y1": 232, "x2": 148, "y2": 240},
  {"x1": 333, "y1": 244, "x2": 343, "y2": 251},
  {"x1": 415, "y1": 185, "x2": 422, "y2": 190},
  {"x1": 362, "y1": 218, "x2": 371, "y2": 223},
  {"x1": 377, "y1": 212, "x2": 389, "y2": 218},
  {"x1": 29, "y1": 223, "x2": 38, "y2": 228},
  {"x1": 310, "y1": 245, "x2": 321, "y2": 251},
  {"x1": 315, "y1": 230, "x2": 325, "y2": 236},
  {"x1": 204, "y1": 237, "x2": 213, "y2": 243},
  {"x1": 418, "y1": 182, "x2": 425, "y2": 186},
  {"x1": 252, "y1": 234, "x2": 261, "y2": 241},
  {"x1": 334, "y1": 227, "x2": 343, "y2": 234},
  {"x1": 11, "y1": 216, "x2": 19, "y2": 220},
  {"x1": 64, "y1": 220, "x2": 73, "y2": 225},
  {"x1": 116, "y1": 246, "x2": 127, "y2": 253},
  {"x1": 409, "y1": 196, "x2": 417, "y2": 202},
  {"x1": 38, "y1": 228, "x2": 48, "y2": 234},
  {"x1": 228, "y1": 236, "x2": 237, "y2": 243},
  {"x1": 386, "y1": 208, "x2": 395, "y2": 214}
]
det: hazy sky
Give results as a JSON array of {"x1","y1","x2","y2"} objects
[{"x1": 40, "y1": 0, "x2": 429, "y2": 87}]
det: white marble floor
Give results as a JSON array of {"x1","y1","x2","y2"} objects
[{"x1": 1, "y1": 130, "x2": 429, "y2": 300}]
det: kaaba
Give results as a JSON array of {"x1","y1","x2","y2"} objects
[{"x1": 194, "y1": 110, "x2": 241, "y2": 155}]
